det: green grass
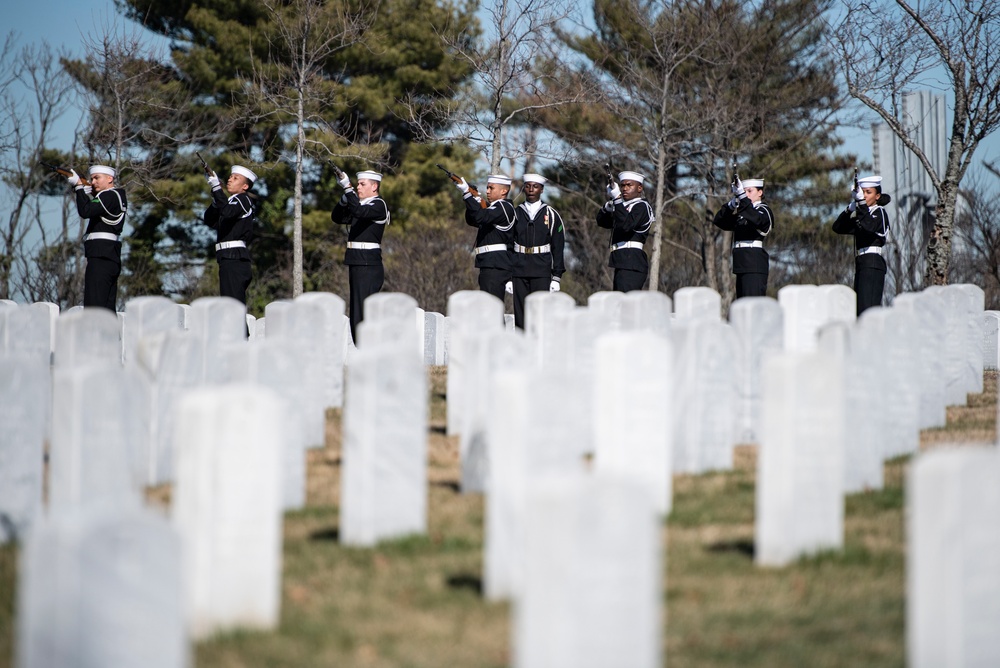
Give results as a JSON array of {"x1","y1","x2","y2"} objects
[{"x1": 0, "y1": 370, "x2": 995, "y2": 667}]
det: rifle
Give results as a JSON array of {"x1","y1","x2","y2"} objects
[
  {"x1": 41, "y1": 162, "x2": 79, "y2": 180},
  {"x1": 437, "y1": 164, "x2": 487, "y2": 209},
  {"x1": 604, "y1": 162, "x2": 613, "y2": 187},
  {"x1": 731, "y1": 155, "x2": 739, "y2": 188},
  {"x1": 329, "y1": 161, "x2": 353, "y2": 189},
  {"x1": 195, "y1": 151, "x2": 213, "y2": 176},
  {"x1": 853, "y1": 166, "x2": 859, "y2": 192}
]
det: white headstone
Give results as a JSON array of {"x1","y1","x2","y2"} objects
[
  {"x1": 188, "y1": 296, "x2": 249, "y2": 381},
  {"x1": 340, "y1": 344, "x2": 427, "y2": 546},
  {"x1": 0, "y1": 357, "x2": 46, "y2": 543},
  {"x1": 49, "y1": 366, "x2": 144, "y2": 514},
  {"x1": 423, "y1": 311, "x2": 447, "y2": 365},
  {"x1": 587, "y1": 291, "x2": 624, "y2": 330},
  {"x1": 755, "y1": 351, "x2": 844, "y2": 566},
  {"x1": 54, "y1": 308, "x2": 121, "y2": 370},
  {"x1": 908, "y1": 447, "x2": 1000, "y2": 668},
  {"x1": 954, "y1": 284, "x2": 985, "y2": 395},
  {"x1": 514, "y1": 474, "x2": 661, "y2": 668},
  {"x1": 446, "y1": 291, "x2": 504, "y2": 435},
  {"x1": 673, "y1": 286, "x2": 721, "y2": 323},
  {"x1": 619, "y1": 290, "x2": 671, "y2": 337},
  {"x1": 893, "y1": 292, "x2": 947, "y2": 428},
  {"x1": 984, "y1": 311, "x2": 1000, "y2": 371},
  {"x1": 362, "y1": 292, "x2": 421, "y2": 356},
  {"x1": 777, "y1": 284, "x2": 824, "y2": 352},
  {"x1": 593, "y1": 331, "x2": 673, "y2": 515},
  {"x1": 172, "y1": 385, "x2": 284, "y2": 639},
  {"x1": 817, "y1": 284, "x2": 857, "y2": 325},
  {"x1": 123, "y1": 296, "x2": 184, "y2": 364},
  {"x1": 672, "y1": 321, "x2": 739, "y2": 473},
  {"x1": 729, "y1": 297, "x2": 783, "y2": 444},
  {"x1": 17, "y1": 507, "x2": 187, "y2": 668},
  {"x1": 524, "y1": 291, "x2": 575, "y2": 364}
]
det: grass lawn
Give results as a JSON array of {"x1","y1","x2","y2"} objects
[{"x1": 0, "y1": 369, "x2": 995, "y2": 667}]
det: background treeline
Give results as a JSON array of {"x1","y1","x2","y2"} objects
[{"x1": 2, "y1": 0, "x2": 999, "y2": 315}]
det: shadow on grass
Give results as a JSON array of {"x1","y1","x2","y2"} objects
[
  {"x1": 705, "y1": 539, "x2": 755, "y2": 559},
  {"x1": 429, "y1": 425, "x2": 447, "y2": 435},
  {"x1": 446, "y1": 573, "x2": 483, "y2": 595},
  {"x1": 309, "y1": 526, "x2": 340, "y2": 542},
  {"x1": 431, "y1": 480, "x2": 461, "y2": 492}
]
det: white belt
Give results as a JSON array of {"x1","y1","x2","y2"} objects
[
  {"x1": 733, "y1": 240, "x2": 763, "y2": 249},
  {"x1": 474, "y1": 244, "x2": 508, "y2": 255},
  {"x1": 84, "y1": 232, "x2": 119, "y2": 242},
  {"x1": 857, "y1": 246, "x2": 883, "y2": 256},
  {"x1": 514, "y1": 243, "x2": 550, "y2": 254},
  {"x1": 215, "y1": 240, "x2": 246, "y2": 251},
  {"x1": 611, "y1": 241, "x2": 644, "y2": 251},
  {"x1": 347, "y1": 241, "x2": 381, "y2": 250}
]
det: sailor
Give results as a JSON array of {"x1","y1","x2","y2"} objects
[
  {"x1": 204, "y1": 164, "x2": 257, "y2": 305},
  {"x1": 67, "y1": 164, "x2": 127, "y2": 311},
  {"x1": 596, "y1": 170, "x2": 652, "y2": 292},
  {"x1": 456, "y1": 173, "x2": 515, "y2": 302},
  {"x1": 512, "y1": 173, "x2": 566, "y2": 329},
  {"x1": 712, "y1": 176, "x2": 773, "y2": 298},
  {"x1": 832, "y1": 175, "x2": 891, "y2": 315},
  {"x1": 332, "y1": 169, "x2": 390, "y2": 341}
]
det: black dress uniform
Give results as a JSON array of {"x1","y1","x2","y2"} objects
[
  {"x1": 596, "y1": 195, "x2": 652, "y2": 292},
  {"x1": 512, "y1": 199, "x2": 566, "y2": 329},
  {"x1": 464, "y1": 193, "x2": 514, "y2": 301},
  {"x1": 332, "y1": 187, "x2": 390, "y2": 342},
  {"x1": 833, "y1": 191, "x2": 890, "y2": 315},
  {"x1": 76, "y1": 179, "x2": 127, "y2": 311},
  {"x1": 204, "y1": 187, "x2": 254, "y2": 304},
  {"x1": 712, "y1": 197, "x2": 773, "y2": 298}
]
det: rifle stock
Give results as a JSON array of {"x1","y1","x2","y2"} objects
[
  {"x1": 195, "y1": 151, "x2": 212, "y2": 176},
  {"x1": 41, "y1": 162, "x2": 77, "y2": 180},
  {"x1": 436, "y1": 164, "x2": 487, "y2": 209}
]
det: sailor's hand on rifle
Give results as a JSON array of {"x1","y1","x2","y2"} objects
[
  {"x1": 206, "y1": 171, "x2": 221, "y2": 190},
  {"x1": 607, "y1": 181, "x2": 621, "y2": 200},
  {"x1": 549, "y1": 277, "x2": 561, "y2": 293},
  {"x1": 455, "y1": 177, "x2": 470, "y2": 194},
  {"x1": 337, "y1": 171, "x2": 352, "y2": 190},
  {"x1": 728, "y1": 196, "x2": 739, "y2": 210},
  {"x1": 505, "y1": 280, "x2": 513, "y2": 295},
  {"x1": 853, "y1": 184, "x2": 864, "y2": 201},
  {"x1": 732, "y1": 177, "x2": 746, "y2": 199},
  {"x1": 66, "y1": 169, "x2": 82, "y2": 187}
]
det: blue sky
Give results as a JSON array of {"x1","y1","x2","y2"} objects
[{"x1": 7, "y1": 0, "x2": 998, "y2": 179}]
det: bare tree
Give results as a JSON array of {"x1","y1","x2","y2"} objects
[
  {"x1": 426, "y1": 0, "x2": 586, "y2": 172},
  {"x1": 0, "y1": 35, "x2": 78, "y2": 301},
  {"x1": 951, "y1": 167, "x2": 1000, "y2": 306},
  {"x1": 248, "y1": 0, "x2": 378, "y2": 297},
  {"x1": 833, "y1": 0, "x2": 1000, "y2": 286}
]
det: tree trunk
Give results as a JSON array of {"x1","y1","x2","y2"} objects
[
  {"x1": 293, "y1": 86, "x2": 305, "y2": 297},
  {"x1": 648, "y1": 68, "x2": 672, "y2": 292},
  {"x1": 924, "y1": 177, "x2": 957, "y2": 286}
]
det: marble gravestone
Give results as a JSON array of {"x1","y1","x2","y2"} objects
[
  {"x1": 673, "y1": 286, "x2": 721, "y2": 323},
  {"x1": 122, "y1": 296, "x2": 184, "y2": 364},
  {"x1": 587, "y1": 291, "x2": 624, "y2": 331},
  {"x1": 362, "y1": 292, "x2": 421, "y2": 357},
  {"x1": 893, "y1": 292, "x2": 947, "y2": 429},
  {"x1": 671, "y1": 320, "x2": 739, "y2": 474},
  {"x1": 187, "y1": 297, "x2": 248, "y2": 381},
  {"x1": 0, "y1": 357, "x2": 47, "y2": 544},
  {"x1": 423, "y1": 311, "x2": 447, "y2": 365},
  {"x1": 908, "y1": 448, "x2": 1000, "y2": 668},
  {"x1": 17, "y1": 507, "x2": 187, "y2": 668},
  {"x1": 984, "y1": 311, "x2": 1000, "y2": 371},
  {"x1": 514, "y1": 474, "x2": 661, "y2": 668},
  {"x1": 48, "y1": 366, "x2": 144, "y2": 514},
  {"x1": 924, "y1": 286, "x2": 973, "y2": 407},
  {"x1": 54, "y1": 308, "x2": 122, "y2": 370},
  {"x1": 729, "y1": 297, "x2": 783, "y2": 444},
  {"x1": 953, "y1": 284, "x2": 985, "y2": 395},
  {"x1": 619, "y1": 290, "x2": 672, "y2": 337},
  {"x1": 777, "y1": 284, "x2": 824, "y2": 352},
  {"x1": 446, "y1": 291, "x2": 504, "y2": 436},
  {"x1": 460, "y1": 331, "x2": 533, "y2": 493},
  {"x1": 755, "y1": 351, "x2": 845, "y2": 567},
  {"x1": 293, "y1": 292, "x2": 348, "y2": 409},
  {"x1": 172, "y1": 385, "x2": 285, "y2": 640},
  {"x1": 340, "y1": 344, "x2": 427, "y2": 547},
  {"x1": 593, "y1": 331, "x2": 674, "y2": 515},
  {"x1": 524, "y1": 291, "x2": 575, "y2": 367}
]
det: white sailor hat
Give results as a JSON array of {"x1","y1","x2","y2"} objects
[
  {"x1": 618, "y1": 170, "x2": 645, "y2": 185},
  {"x1": 487, "y1": 174, "x2": 512, "y2": 186},
  {"x1": 89, "y1": 165, "x2": 116, "y2": 178},
  {"x1": 522, "y1": 173, "x2": 547, "y2": 185},
  {"x1": 742, "y1": 178, "x2": 764, "y2": 188},
  {"x1": 858, "y1": 175, "x2": 882, "y2": 188},
  {"x1": 231, "y1": 165, "x2": 257, "y2": 183},
  {"x1": 356, "y1": 170, "x2": 382, "y2": 182}
]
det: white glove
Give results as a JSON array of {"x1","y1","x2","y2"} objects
[
  {"x1": 848, "y1": 199, "x2": 857, "y2": 213},
  {"x1": 455, "y1": 177, "x2": 470, "y2": 194},
  {"x1": 337, "y1": 172, "x2": 352, "y2": 189},
  {"x1": 81, "y1": 185, "x2": 93, "y2": 196},
  {"x1": 732, "y1": 177, "x2": 746, "y2": 198},
  {"x1": 505, "y1": 280, "x2": 513, "y2": 295},
  {"x1": 607, "y1": 182, "x2": 621, "y2": 200},
  {"x1": 66, "y1": 169, "x2": 81, "y2": 187},
  {"x1": 549, "y1": 279, "x2": 560, "y2": 292},
  {"x1": 728, "y1": 196, "x2": 738, "y2": 210},
  {"x1": 853, "y1": 185, "x2": 864, "y2": 201},
  {"x1": 206, "y1": 171, "x2": 221, "y2": 190}
]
